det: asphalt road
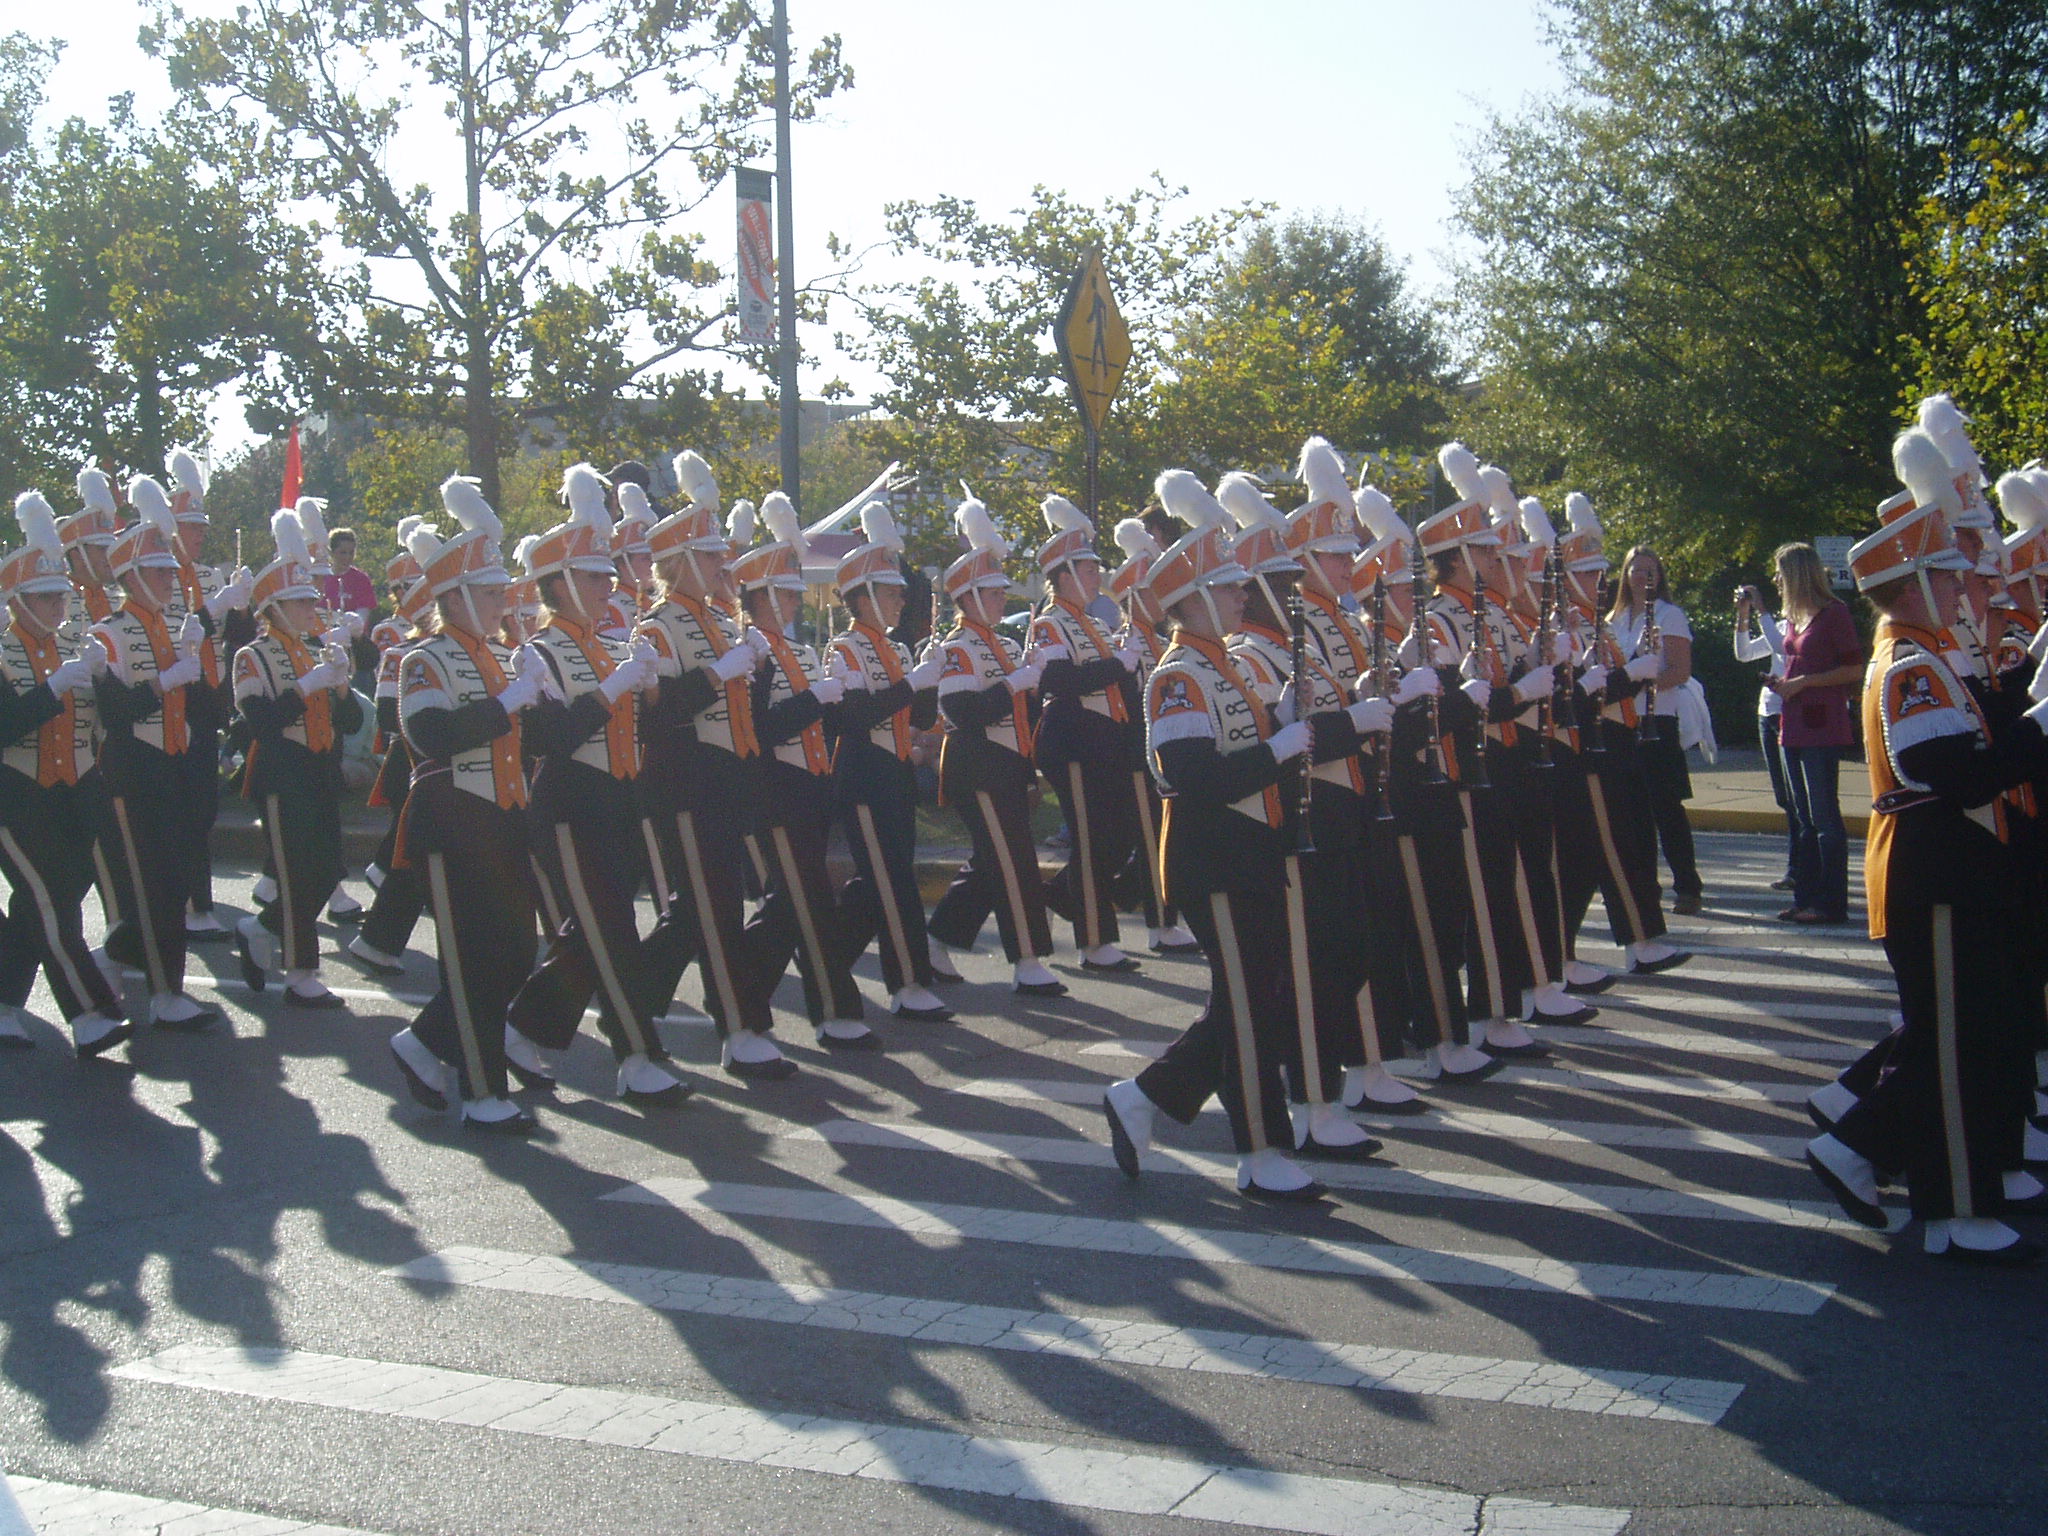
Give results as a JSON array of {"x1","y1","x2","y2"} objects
[{"x1": 1, "y1": 831, "x2": 2042, "y2": 1536}]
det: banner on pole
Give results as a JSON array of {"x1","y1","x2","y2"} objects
[
  {"x1": 735, "y1": 167, "x2": 777, "y2": 345},
  {"x1": 280, "y1": 421, "x2": 303, "y2": 509}
]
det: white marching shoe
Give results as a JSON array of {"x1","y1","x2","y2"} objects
[
  {"x1": 1562, "y1": 959, "x2": 1612, "y2": 993},
  {"x1": 325, "y1": 888, "x2": 364, "y2": 923},
  {"x1": 344, "y1": 934, "x2": 405, "y2": 975},
  {"x1": 1292, "y1": 1103, "x2": 1382, "y2": 1161},
  {"x1": 617, "y1": 1051, "x2": 694, "y2": 1105},
  {"x1": 1626, "y1": 940, "x2": 1688, "y2": 973},
  {"x1": 888, "y1": 985, "x2": 953, "y2": 1022},
  {"x1": 1805, "y1": 1079, "x2": 1859, "y2": 1131},
  {"x1": 1923, "y1": 1217, "x2": 2041, "y2": 1266},
  {"x1": 816, "y1": 1018, "x2": 882, "y2": 1051},
  {"x1": 389, "y1": 1027, "x2": 455, "y2": 1110},
  {"x1": 1103, "y1": 1078, "x2": 1155, "y2": 1177},
  {"x1": 925, "y1": 939, "x2": 964, "y2": 983},
  {"x1": 1148, "y1": 924, "x2": 1198, "y2": 953},
  {"x1": 1484, "y1": 1016, "x2": 1547, "y2": 1055},
  {"x1": 503, "y1": 1027, "x2": 561, "y2": 1092},
  {"x1": 282, "y1": 969, "x2": 344, "y2": 1009},
  {"x1": 1236, "y1": 1147, "x2": 1324, "y2": 1202},
  {"x1": 1804, "y1": 1133, "x2": 1888, "y2": 1228},
  {"x1": 69, "y1": 1010, "x2": 132, "y2": 1058},
  {"x1": 253, "y1": 874, "x2": 278, "y2": 905},
  {"x1": 460, "y1": 1095, "x2": 537, "y2": 1135},
  {"x1": 1523, "y1": 980, "x2": 1593, "y2": 1023},
  {"x1": 148, "y1": 990, "x2": 220, "y2": 1033},
  {"x1": 721, "y1": 1028, "x2": 797, "y2": 1080},
  {"x1": 1012, "y1": 958, "x2": 1067, "y2": 996},
  {"x1": 1423, "y1": 1041, "x2": 1502, "y2": 1081},
  {"x1": 0, "y1": 1005, "x2": 29, "y2": 1050},
  {"x1": 1342, "y1": 1064, "x2": 1425, "y2": 1112},
  {"x1": 1081, "y1": 943, "x2": 1140, "y2": 973}
]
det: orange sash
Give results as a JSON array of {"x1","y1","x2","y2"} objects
[
  {"x1": 445, "y1": 627, "x2": 528, "y2": 809},
  {"x1": 13, "y1": 626, "x2": 77, "y2": 786},
  {"x1": 1048, "y1": 599, "x2": 1129, "y2": 723},
  {"x1": 1174, "y1": 632, "x2": 1282, "y2": 828},
  {"x1": 129, "y1": 603, "x2": 189, "y2": 755},
  {"x1": 854, "y1": 620, "x2": 913, "y2": 759},
  {"x1": 272, "y1": 627, "x2": 335, "y2": 752},
  {"x1": 546, "y1": 616, "x2": 638, "y2": 778},
  {"x1": 758, "y1": 627, "x2": 827, "y2": 773},
  {"x1": 679, "y1": 596, "x2": 760, "y2": 758}
]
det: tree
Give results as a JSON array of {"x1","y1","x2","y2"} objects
[
  {"x1": 145, "y1": 0, "x2": 850, "y2": 502},
  {"x1": 1455, "y1": 0, "x2": 2048, "y2": 586}
]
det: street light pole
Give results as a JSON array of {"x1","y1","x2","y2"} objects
[{"x1": 772, "y1": 0, "x2": 801, "y2": 513}]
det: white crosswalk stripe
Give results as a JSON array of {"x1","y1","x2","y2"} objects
[
  {"x1": 113, "y1": 1345, "x2": 1634, "y2": 1536},
  {"x1": 1083, "y1": 1022, "x2": 1872, "y2": 1062},
  {"x1": 5, "y1": 1476, "x2": 376, "y2": 1536},
  {"x1": 391, "y1": 1245, "x2": 1747, "y2": 1423}
]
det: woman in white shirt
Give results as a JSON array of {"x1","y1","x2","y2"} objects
[
  {"x1": 1733, "y1": 582, "x2": 1795, "y2": 891},
  {"x1": 1607, "y1": 546, "x2": 1702, "y2": 914}
]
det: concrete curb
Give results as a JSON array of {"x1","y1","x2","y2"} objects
[{"x1": 1686, "y1": 807, "x2": 1869, "y2": 839}]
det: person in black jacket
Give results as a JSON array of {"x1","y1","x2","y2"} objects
[{"x1": 344, "y1": 567, "x2": 438, "y2": 976}]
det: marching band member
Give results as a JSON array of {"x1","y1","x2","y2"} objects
[
  {"x1": 364, "y1": 517, "x2": 430, "y2": 894},
  {"x1": 733, "y1": 493, "x2": 876, "y2": 1047},
  {"x1": 826, "y1": 502, "x2": 952, "y2": 1021},
  {"x1": 636, "y1": 452, "x2": 794, "y2": 1078},
  {"x1": 0, "y1": 493, "x2": 127, "y2": 1055},
  {"x1": 1102, "y1": 471, "x2": 1346, "y2": 1201},
  {"x1": 924, "y1": 497, "x2": 1065, "y2": 996},
  {"x1": 388, "y1": 485, "x2": 544, "y2": 1133},
  {"x1": 504, "y1": 465, "x2": 694, "y2": 1104},
  {"x1": 1031, "y1": 495, "x2": 1145, "y2": 972},
  {"x1": 604, "y1": 465, "x2": 659, "y2": 642},
  {"x1": 231, "y1": 509, "x2": 363, "y2": 1008},
  {"x1": 89, "y1": 481, "x2": 221, "y2": 1032},
  {"x1": 63, "y1": 469, "x2": 123, "y2": 624}
]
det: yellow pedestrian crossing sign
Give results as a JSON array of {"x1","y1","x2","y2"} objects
[{"x1": 1056, "y1": 249, "x2": 1130, "y2": 437}]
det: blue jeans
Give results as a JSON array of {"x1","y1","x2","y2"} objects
[
  {"x1": 1784, "y1": 744, "x2": 1847, "y2": 916},
  {"x1": 1760, "y1": 714, "x2": 1794, "y2": 880}
]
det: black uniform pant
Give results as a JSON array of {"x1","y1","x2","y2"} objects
[
  {"x1": 1354, "y1": 812, "x2": 1419, "y2": 1061},
  {"x1": 256, "y1": 780, "x2": 345, "y2": 973},
  {"x1": 928, "y1": 756, "x2": 1052, "y2": 964},
  {"x1": 513, "y1": 795, "x2": 670, "y2": 1064},
  {"x1": 643, "y1": 799, "x2": 776, "y2": 1039},
  {"x1": 1111, "y1": 767, "x2": 1177, "y2": 930},
  {"x1": 1501, "y1": 766, "x2": 1566, "y2": 989},
  {"x1": 359, "y1": 841, "x2": 426, "y2": 960},
  {"x1": 747, "y1": 786, "x2": 865, "y2": 1026},
  {"x1": 1831, "y1": 902, "x2": 2033, "y2": 1220},
  {"x1": 410, "y1": 789, "x2": 535, "y2": 1101},
  {"x1": 1390, "y1": 822, "x2": 1475, "y2": 1050},
  {"x1": 1041, "y1": 754, "x2": 1138, "y2": 951},
  {"x1": 0, "y1": 783, "x2": 122, "y2": 1023},
  {"x1": 1298, "y1": 792, "x2": 1379, "y2": 1095},
  {"x1": 1135, "y1": 885, "x2": 1298, "y2": 1154},
  {"x1": 1457, "y1": 786, "x2": 1532, "y2": 1021},
  {"x1": 1557, "y1": 759, "x2": 1666, "y2": 949},
  {"x1": 181, "y1": 727, "x2": 220, "y2": 915},
  {"x1": 835, "y1": 763, "x2": 933, "y2": 994},
  {"x1": 99, "y1": 752, "x2": 193, "y2": 996},
  {"x1": 0, "y1": 905, "x2": 38, "y2": 1009},
  {"x1": 1642, "y1": 716, "x2": 1701, "y2": 898}
]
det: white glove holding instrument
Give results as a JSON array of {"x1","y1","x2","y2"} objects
[
  {"x1": 495, "y1": 668, "x2": 544, "y2": 714},
  {"x1": 1275, "y1": 682, "x2": 1300, "y2": 726},
  {"x1": 344, "y1": 610, "x2": 369, "y2": 640},
  {"x1": 600, "y1": 642, "x2": 660, "y2": 704},
  {"x1": 176, "y1": 614, "x2": 206, "y2": 658},
  {"x1": 1390, "y1": 667, "x2": 1440, "y2": 705},
  {"x1": 1028, "y1": 642, "x2": 1070, "y2": 667},
  {"x1": 744, "y1": 626, "x2": 773, "y2": 660},
  {"x1": 206, "y1": 567, "x2": 253, "y2": 621},
  {"x1": 1004, "y1": 663, "x2": 1042, "y2": 693},
  {"x1": 1624, "y1": 653, "x2": 1662, "y2": 682},
  {"x1": 86, "y1": 642, "x2": 107, "y2": 679},
  {"x1": 512, "y1": 642, "x2": 560, "y2": 707},
  {"x1": 808, "y1": 675, "x2": 846, "y2": 706},
  {"x1": 1348, "y1": 696, "x2": 1396, "y2": 734},
  {"x1": 46, "y1": 656, "x2": 96, "y2": 696},
  {"x1": 296, "y1": 654, "x2": 351, "y2": 693},
  {"x1": 159, "y1": 655, "x2": 205, "y2": 691},
  {"x1": 1267, "y1": 721, "x2": 1313, "y2": 762},
  {"x1": 907, "y1": 655, "x2": 945, "y2": 690},
  {"x1": 708, "y1": 644, "x2": 758, "y2": 684},
  {"x1": 1511, "y1": 664, "x2": 1556, "y2": 705},
  {"x1": 1460, "y1": 677, "x2": 1492, "y2": 711},
  {"x1": 830, "y1": 655, "x2": 867, "y2": 692}
]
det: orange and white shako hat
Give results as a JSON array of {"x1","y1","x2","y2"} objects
[
  {"x1": 60, "y1": 466, "x2": 122, "y2": 553},
  {"x1": 648, "y1": 450, "x2": 727, "y2": 560},
  {"x1": 1882, "y1": 427, "x2": 1966, "y2": 541},
  {"x1": 943, "y1": 497, "x2": 1011, "y2": 602},
  {"x1": 1917, "y1": 393, "x2": 1994, "y2": 527},
  {"x1": 1108, "y1": 516, "x2": 1162, "y2": 601},
  {"x1": 248, "y1": 509, "x2": 321, "y2": 612},
  {"x1": 1348, "y1": 485, "x2": 1414, "y2": 595},
  {"x1": 836, "y1": 500, "x2": 907, "y2": 594},
  {"x1": 733, "y1": 492, "x2": 810, "y2": 594},
  {"x1": 1285, "y1": 436, "x2": 1359, "y2": 557},
  {"x1": 613, "y1": 481, "x2": 657, "y2": 559},
  {"x1": 168, "y1": 447, "x2": 209, "y2": 525},
  {"x1": 1479, "y1": 465, "x2": 1533, "y2": 557},
  {"x1": 1217, "y1": 472, "x2": 1294, "y2": 577},
  {"x1": 4, "y1": 492, "x2": 78, "y2": 600},
  {"x1": 1849, "y1": 501, "x2": 1970, "y2": 593},
  {"x1": 521, "y1": 463, "x2": 616, "y2": 585},
  {"x1": 109, "y1": 475, "x2": 183, "y2": 579},
  {"x1": 415, "y1": 474, "x2": 509, "y2": 595},
  {"x1": 1419, "y1": 441, "x2": 1502, "y2": 557},
  {"x1": 386, "y1": 517, "x2": 433, "y2": 587},
  {"x1": 1142, "y1": 470, "x2": 1245, "y2": 614},
  {"x1": 1996, "y1": 470, "x2": 2048, "y2": 586},
  {"x1": 1558, "y1": 492, "x2": 1607, "y2": 572},
  {"x1": 1036, "y1": 495, "x2": 1097, "y2": 576}
]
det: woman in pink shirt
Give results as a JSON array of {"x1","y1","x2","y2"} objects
[{"x1": 1766, "y1": 543, "x2": 1864, "y2": 924}]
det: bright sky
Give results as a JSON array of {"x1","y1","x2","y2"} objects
[{"x1": 35, "y1": 0, "x2": 1568, "y2": 452}]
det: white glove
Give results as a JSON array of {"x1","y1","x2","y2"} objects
[
  {"x1": 1625, "y1": 653, "x2": 1662, "y2": 682},
  {"x1": 831, "y1": 656, "x2": 868, "y2": 692},
  {"x1": 516, "y1": 644, "x2": 563, "y2": 703},
  {"x1": 1116, "y1": 641, "x2": 1144, "y2": 673},
  {"x1": 1274, "y1": 682, "x2": 1299, "y2": 725},
  {"x1": 159, "y1": 656, "x2": 205, "y2": 692},
  {"x1": 344, "y1": 610, "x2": 369, "y2": 640},
  {"x1": 296, "y1": 659, "x2": 350, "y2": 693},
  {"x1": 743, "y1": 626, "x2": 773, "y2": 659},
  {"x1": 176, "y1": 614, "x2": 205, "y2": 658},
  {"x1": 46, "y1": 656, "x2": 96, "y2": 695},
  {"x1": 494, "y1": 670, "x2": 543, "y2": 713},
  {"x1": 808, "y1": 676, "x2": 846, "y2": 706},
  {"x1": 1460, "y1": 677, "x2": 1492, "y2": 711},
  {"x1": 709, "y1": 645, "x2": 757, "y2": 684},
  {"x1": 1512, "y1": 664, "x2": 1556, "y2": 705},
  {"x1": 1004, "y1": 663, "x2": 1042, "y2": 693},
  {"x1": 1390, "y1": 667, "x2": 1440, "y2": 705},
  {"x1": 599, "y1": 654, "x2": 652, "y2": 704},
  {"x1": 907, "y1": 655, "x2": 945, "y2": 690},
  {"x1": 1348, "y1": 697, "x2": 1396, "y2": 735},
  {"x1": 1267, "y1": 721, "x2": 1313, "y2": 762},
  {"x1": 206, "y1": 568, "x2": 252, "y2": 622},
  {"x1": 1549, "y1": 630, "x2": 1579, "y2": 667},
  {"x1": 86, "y1": 642, "x2": 107, "y2": 679},
  {"x1": 321, "y1": 642, "x2": 350, "y2": 671},
  {"x1": 1458, "y1": 649, "x2": 1487, "y2": 683},
  {"x1": 1028, "y1": 642, "x2": 1070, "y2": 666}
]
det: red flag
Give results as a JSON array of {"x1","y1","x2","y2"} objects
[{"x1": 280, "y1": 421, "x2": 303, "y2": 509}]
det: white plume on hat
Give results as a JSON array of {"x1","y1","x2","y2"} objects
[
  {"x1": 957, "y1": 497, "x2": 1007, "y2": 557},
  {"x1": 1354, "y1": 486, "x2": 1409, "y2": 544},
  {"x1": 129, "y1": 475, "x2": 178, "y2": 541},
  {"x1": 77, "y1": 467, "x2": 117, "y2": 517},
  {"x1": 673, "y1": 450, "x2": 719, "y2": 513},
  {"x1": 440, "y1": 475, "x2": 502, "y2": 537},
  {"x1": 1564, "y1": 491, "x2": 1600, "y2": 535},
  {"x1": 1917, "y1": 393, "x2": 1981, "y2": 477},
  {"x1": 559, "y1": 463, "x2": 612, "y2": 540},
  {"x1": 1154, "y1": 469, "x2": 1230, "y2": 531},
  {"x1": 1041, "y1": 494, "x2": 1091, "y2": 536},
  {"x1": 1113, "y1": 517, "x2": 1160, "y2": 561},
  {"x1": 14, "y1": 492, "x2": 63, "y2": 567},
  {"x1": 1295, "y1": 437, "x2": 1351, "y2": 510},
  {"x1": 1216, "y1": 471, "x2": 1283, "y2": 532},
  {"x1": 859, "y1": 500, "x2": 904, "y2": 553},
  {"x1": 514, "y1": 534, "x2": 543, "y2": 574},
  {"x1": 406, "y1": 519, "x2": 446, "y2": 568},
  {"x1": 616, "y1": 481, "x2": 655, "y2": 525},
  {"x1": 727, "y1": 498, "x2": 757, "y2": 548},
  {"x1": 1893, "y1": 428, "x2": 1962, "y2": 517},
  {"x1": 271, "y1": 508, "x2": 312, "y2": 570},
  {"x1": 762, "y1": 491, "x2": 809, "y2": 561},
  {"x1": 1517, "y1": 495, "x2": 1557, "y2": 549},
  {"x1": 169, "y1": 446, "x2": 207, "y2": 503},
  {"x1": 1996, "y1": 471, "x2": 2048, "y2": 534},
  {"x1": 1437, "y1": 441, "x2": 1486, "y2": 504},
  {"x1": 395, "y1": 515, "x2": 425, "y2": 550},
  {"x1": 1478, "y1": 465, "x2": 1520, "y2": 520}
]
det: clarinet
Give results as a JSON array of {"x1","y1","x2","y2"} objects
[
  {"x1": 1555, "y1": 544, "x2": 1584, "y2": 751},
  {"x1": 1588, "y1": 574, "x2": 1614, "y2": 753},
  {"x1": 1636, "y1": 597, "x2": 1661, "y2": 742},
  {"x1": 1535, "y1": 546, "x2": 1557, "y2": 769},
  {"x1": 1465, "y1": 581, "x2": 1493, "y2": 789},
  {"x1": 1370, "y1": 576, "x2": 1396, "y2": 821},
  {"x1": 1288, "y1": 586, "x2": 1316, "y2": 854},
  {"x1": 1409, "y1": 533, "x2": 1448, "y2": 783}
]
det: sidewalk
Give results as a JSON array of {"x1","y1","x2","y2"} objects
[{"x1": 1685, "y1": 747, "x2": 1869, "y2": 837}]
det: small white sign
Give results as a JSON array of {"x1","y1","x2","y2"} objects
[{"x1": 1813, "y1": 535, "x2": 1855, "y2": 590}]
